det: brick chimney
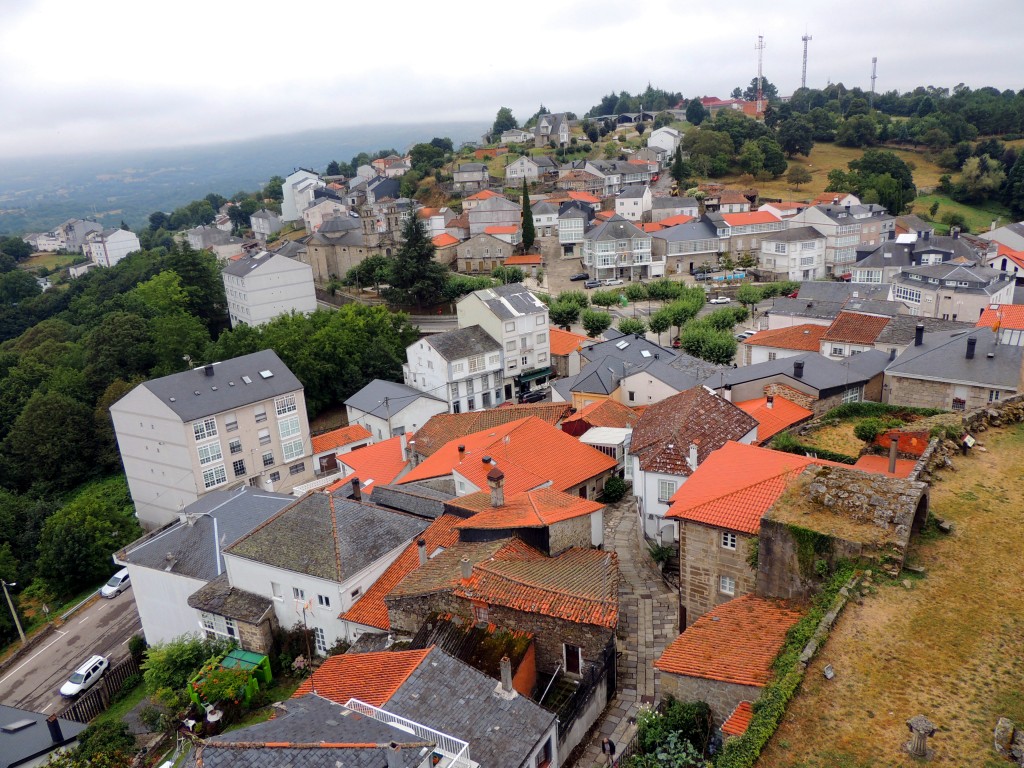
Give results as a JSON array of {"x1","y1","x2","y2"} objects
[
  {"x1": 487, "y1": 467, "x2": 505, "y2": 507},
  {"x1": 350, "y1": 478, "x2": 361, "y2": 501}
]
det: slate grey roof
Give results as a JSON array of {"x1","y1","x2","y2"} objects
[
  {"x1": 652, "y1": 196, "x2": 697, "y2": 210},
  {"x1": 202, "y1": 694, "x2": 429, "y2": 768},
  {"x1": 226, "y1": 492, "x2": 427, "y2": 582},
  {"x1": 222, "y1": 251, "x2": 281, "y2": 277},
  {"x1": 251, "y1": 209, "x2": 279, "y2": 221},
  {"x1": 311, "y1": 228, "x2": 365, "y2": 247},
  {"x1": 534, "y1": 155, "x2": 557, "y2": 169},
  {"x1": 532, "y1": 202, "x2": 557, "y2": 215},
  {"x1": 708, "y1": 352, "x2": 880, "y2": 394},
  {"x1": 464, "y1": 282, "x2": 546, "y2": 320},
  {"x1": 123, "y1": 487, "x2": 293, "y2": 580},
  {"x1": 135, "y1": 350, "x2": 303, "y2": 423},
  {"x1": 767, "y1": 297, "x2": 844, "y2": 321},
  {"x1": 187, "y1": 574, "x2": 274, "y2": 623},
  {"x1": 426, "y1": 325, "x2": 502, "y2": 362},
  {"x1": 794, "y1": 281, "x2": 891, "y2": 303},
  {"x1": 857, "y1": 234, "x2": 981, "y2": 268},
  {"x1": 894, "y1": 262, "x2": 1008, "y2": 295},
  {"x1": 0, "y1": 705, "x2": 87, "y2": 768},
  {"x1": 274, "y1": 240, "x2": 307, "y2": 259},
  {"x1": 886, "y1": 327, "x2": 1023, "y2": 389},
  {"x1": 617, "y1": 185, "x2": 648, "y2": 199},
  {"x1": 874, "y1": 315, "x2": 973, "y2": 347},
  {"x1": 552, "y1": 376, "x2": 574, "y2": 402},
  {"x1": 318, "y1": 217, "x2": 361, "y2": 233},
  {"x1": 345, "y1": 379, "x2": 444, "y2": 419},
  {"x1": 652, "y1": 217, "x2": 719, "y2": 243},
  {"x1": 457, "y1": 162, "x2": 488, "y2": 172},
  {"x1": 841, "y1": 298, "x2": 906, "y2": 317},
  {"x1": 583, "y1": 215, "x2": 647, "y2": 242},
  {"x1": 370, "y1": 483, "x2": 454, "y2": 520},
  {"x1": 579, "y1": 334, "x2": 678, "y2": 368},
  {"x1": 764, "y1": 226, "x2": 825, "y2": 243},
  {"x1": 387, "y1": 647, "x2": 556, "y2": 768}
]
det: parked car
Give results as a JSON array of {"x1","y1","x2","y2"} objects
[
  {"x1": 584, "y1": 279, "x2": 602, "y2": 289},
  {"x1": 569, "y1": 272, "x2": 590, "y2": 281},
  {"x1": 708, "y1": 296, "x2": 731, "y2": 304},
  {"x1": 602, "y1": 278, "x2": 624, "y2": 286},
  {"x1": 734, "y1": 330, "x2": 757, "y2": 341},
  {"x1": 100, "y1": 568, "x2": 131, "y2": 599},
  {"x1": 60, "y1": 655, "x2": 109, "y2": 698},
  {"x1": 519, "y1": 389, "x2": 547, "y2": 404}
]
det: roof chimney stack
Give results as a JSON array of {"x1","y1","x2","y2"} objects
[
  {"x1": 46, "y1": 714, "x2": 64, "y2": 745},
  {"x1": 417, "y1": 538, "x2": 427, "y2": 566},
  {"x1": 487, "y1": 467, "x2": 505, "y2": 508},
  {"x1": 687, "y1": 443, "x2": 699, "y2": 473},
  {"x1": 966, "y1": 337, "x2": 977, "y2": 360},
  {"x1": 500, "y1": 656, "x2": 514, "y2": 693},
  {"x1": 387, "y1": 743, "x2": 403, "y2": 768},
  {"x1": 460, "y1": 557, "x2": 472, "y2": 581},
  {"x1": 793, "y1": 360, "x2": 804, "y2": 379},
  {"x1": 889, "y1": 348, "x2": 897, "y2": 361},
  {"x1": 914, "y1": 324, "x2": 924, "y2": 347},
  {"x1": 457, "y1": 445, "x2": 466, "y2": 462},
  {"x1": 350, "y1": 477, "x2": 361, "y2": 501},
  {"x1": 204, "y1": 364, "x2": 214, "y2": 377},
  {"x1": 924, "y1": 230, "x2": 931, "y2": 241},
  {"x1": 723, "y1": 384, "x2": 732, "y2": 402},
  {"x1": 952, "y1": 227, "x2": 960, "y2": 240},
  {"x1": 766, "y1": 395, "x2": 774, "y2": 409}
]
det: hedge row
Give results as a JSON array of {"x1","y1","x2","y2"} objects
[
  {"x1": 821, "y1": 402, "x2": 946, "y2": 420},
  {"x1": 769, "y1": 433, "x2": 858, "y2": 465}
]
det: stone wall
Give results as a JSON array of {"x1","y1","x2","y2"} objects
[
  {"x1": 763, "y1": 382, "x2": 815, "y2": 411},
  {"x1": 549, "y1": 516, "x2": 593, "y2": 555},
  {"x1": 660, "y1": 672, "x2": 761, "y2": 728},
  {"x1": 239, "y1": 614, "x2": 277, "y2": 655},
  {"x1": 885, "y1": 375, "x2": 998, "y2": 412},
  {"x1": 679, "y1": 523, "x2": 757, "y2": 627},
  {"x1": 756, "y1": 517, "x2": 870, "y2": 600}
]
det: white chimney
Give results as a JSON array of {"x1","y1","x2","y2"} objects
[
  {"x1": 417, "y1": 538, "x2": 427, "y2": 566},
  {"x1": 723, "y1": 384, "x2": 732, "y2": 402},
  {"x1": 460, "y1": 557, "x2": 472, "y2": 580},
  {"x1": 766, "y1": 395, "x2": 774, "y2": 409},
  {"x1": 500, "y1": 656, "x2": 513, "y2": 693},
  {"x1": 687, "y1": 443, "x2": 699, "y2": 472}
]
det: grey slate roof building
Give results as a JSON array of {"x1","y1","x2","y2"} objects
[
  {"x1": 532, "y1": 201, "x2": 557, "y2": 216},
  {"x1": 137, "y1": 349, "x2": 303, "y2": 423},
  {"x1": 464, "y1": 282, "x2": 547, "y2": 320},
  {"x1": 200, "y1": 694, "x2": 431, "y2": 768},
  {"x1": 425, "y1": 325, "x2": 502, "y2": 362},
  {"x1": 225, "y1": 491, "x2": 427, "y2": 582},
  {"x1": 121, "y1": 486, "x2": 294, "y2": 580},
  {"x1": 617, "y1": 184, "x2": 648, "y2": 199},
  {"x1": 345, "y1": 379, "x2": 444, "y2": 420},
  {"x1": 763, "y1": 226, "x2": 826, "y2": 243},
  {"x1": 794, "y1": 281, "x2": 891, "y2": 303},
  {"x1": 893, "y1": 262, "x2": 1009, "y2": 297},
  {"x1": 886, "y1": 327, "x2": 1024, "y2": 389},
  {"x1": 187, "y1": 574, "x2": 274, "y2": 624},
  {"x1": 708, "y1": 351, "x2": 888, "y2": 395},
  {"x1": 583, "y1": 214, "x2": 646, "y2": 242},
  {"x1": 0, "y1": 705, "x2": 87, "y2": 768},
  {"x1": 874, "y1": 315, "x2": 973, "y2": 349},
  {"x1": 653, "y1": 196, "x2": 698, "y2": 210},
  {"x1": 370, "y1": 482, "x2": 454, "y2": 520}
]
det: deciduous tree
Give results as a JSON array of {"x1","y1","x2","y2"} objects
[{"x1": 581, "y1": 308, "x2": 612, "y2": 338}]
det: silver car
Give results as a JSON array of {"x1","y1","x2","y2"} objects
[
  {"x1": 60, "y1": 655, "x2": 109, "y2": 697},
  {"x1": 100, "y1": 568, "x2": 131, "y2": 598}
]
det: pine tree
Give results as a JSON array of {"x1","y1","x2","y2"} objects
[
  {"x1": 386, "y1": 215, "x2": 449, "y2": 309},
  {"x1": 670, "y1": 147, "x2": 691, "y2": 186},
  {"x1": 521, "y1": 180, "x2": 536, "y2": 252}
]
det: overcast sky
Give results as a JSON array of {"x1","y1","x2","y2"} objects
[{"x1": 1, "y1": 0, "x2": 1021, "y2": 159}]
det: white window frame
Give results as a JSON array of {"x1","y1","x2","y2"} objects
[
  {"x1": 721, "y1": 532, "x2": 737, "y2": 550},
  {"x1": 254, "y1": 406, "x2": 267, "y2": 423},
  {"x1": 197, "y1": 442, "x2": 223, "y2": 466},
  {"x1": 278, "y1": 415, "x2": 301, "y2": 440},
  {"x1": 202, "y1": 464, "x2": 227, "y2": 490},
  {"x1": 275, "y1": 394, "x2": 297, "y2": 416},
  {"x1": 282, "y1": 438, "x2": 304, "y2": 462},
  {"x1": 193, "y1": 417, "x2": 218, "y2": 442},
  {"x1": 719, "y1": 575, "x2": 736, "y2": 596},
  {"x1": 313, "y1": 626, "x2": 328, "y2": 654},
  {"x1": 317, "y1": 594, "x2": 331, "y2": 608},
  {"x1": 657, "y1": 479, "x2": 677, "y2": 503}
]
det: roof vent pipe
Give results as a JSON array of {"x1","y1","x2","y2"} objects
[
  {"x1": 500, "y1": 656, "x2": 514, "y2": 693},
  {"x1": 460, "y1": 557, "x2": 472, "y2": 580},
  {"x1": 914, "y1": 324, "x2": 925, "y2": 347},
  {"x1": 966, "y1": 337, "x2": 977, "y2": 359}
]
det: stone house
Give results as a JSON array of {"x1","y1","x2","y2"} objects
[
  {"x1": 456, "y1": 232, "x2": 514, "y2": 274},
  {"x1": 454, "y1": 162, "x2": 490, "y2": 193},
  {"x1": 468, "y1": 196, "x2": 522, "y2": 237}
]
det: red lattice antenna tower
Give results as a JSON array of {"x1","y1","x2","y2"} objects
[
  {"x1": 801, "y1": 32, "x2": 812, "y2": 90},
  {"x1": 755, "y1": 35, "x2": 766, "y2": 115}
]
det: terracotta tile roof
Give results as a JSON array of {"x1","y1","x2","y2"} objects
[
  {"x1": 595, "y1": 210, "x2": 614, "y2": 221},
  {"x1": 311, "y1": 424, "x2": 372, "y2": 455},
  {"x1": 464, "y1": 190, "x2": 503, "y2": 202},
  {"x1": 449, "y1": 488, "x2": 604, "y2": 529},
  {"x1": 811, "y1": 192, "x2": 853, "y2": 205},
  {"x1": 294, "y1": 649, "x2": 429, "y2": 706},
  {"x1": 562, "y1": 399, "x2": 642, "y2": 429},
  {"x1": 873, "y1": 429, "x2": 930, "y2": 457},
  {"x1": 851, "y1": 454, "x2": 918, "y2": 478},
  {"x1": 722, "y1": 211, "x2": 780, "y2": 226},
  {"x1": 719, "y1": 190, "x2": 751, "y2": 205},
  {"x1": 735, "y1": 396, "x2": 813, "y2": 444},
  {"x1": 432, "y1": 233, "x2": 460, "y2": 248},
  {"x1": 387, "y1": 538, "x2": 525, "y2": 599},
  {"x1": 340, "y1": 515, "x2": 462, "y2": 629},
  {"x1": 721, "y1": 701, "x2": 754, "y2": 737},
  {"x1": 994, "y1": 243, "x2": 1024, "y2": 271},
  {"x1": 458, "y1": 545, "x2": 619, "y2": 628},
  {"x1": 568, "y1": 191, "x2": 601, "y2": 204},
  {"x1": 741, "y1": 324, "x2": 827, "y2": 352},
  {"x1": 548, "y1": 327, "x2": 592, "y2": 357},
  {"x1": 630, "y1": 387, "x2": 758, "y2": 476},
  {"x1": 412, "y1": 404, "x2": 573, "y2": 457},
  {"x1": 417, "y1": 207, "x2": 440, "y2": 219},
  {"x1": 658, "y1": 214, "x2": 696, "y2": 228},
  {"x1": 655, "y1": 595, "x2": 802, "y2": 686},
  {"x1": 504, "y1": 254, "x2": 542, "y2": 266},
  {"x1": 328, "y1": 435, "x2": 408, "y2": 495},
  {"x1": 484, "y1": 225, "x2": 518, "y2": 235},
  {"x1": 665, "y1": 442, "x2": 847, "y2": 533},
  {"x1": 447, "y1": 214, "x2": 470, "y2": 229},
  {"x1": 821, "y1": 312, "x2": 892, "y2": 344},
  {"x1": 977, "y1": 303, "x2": 1024, "y2": 331},
  {"x1": 640, "y1": 222, "x2": 666, "y2": 232},
  {"x1": 404, "y1": 417, "x2": 616, "y2": 494}
]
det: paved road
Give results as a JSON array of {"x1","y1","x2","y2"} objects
[{"x1": 0, "y1": 591, "x2": 141, "y2": 714}]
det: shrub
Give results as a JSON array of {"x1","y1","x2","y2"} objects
[
  {"x1": 109, "y1": 672, "x2": 143, "y2": 704},
  {"x1": 128, "y1": 634, "x2": 147, "y2": 664},
  {"x1": 853, "y1": 417, "x2": 887, "y2": 443},
  {"x1": 648, "y1": 543, "x2": 673, "y2": 568},
  {"x1": 142, "y1": 635, "x2": 232, "y2": 695},
  {"x1": 75, "y1": 721, "x2": 136, "y2": 761},
  {"x1": 600, "y1": 476, "x2": 628, "y2": 503}
]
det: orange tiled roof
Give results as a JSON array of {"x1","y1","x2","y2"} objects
[
  {"x1": 640, "y1": 222, "x2": 665, "y2": 232},
  {"x1": 821, "y1": 312, "x2": 891, "y2": 344},
  {"x1": 417, "y1": 207, "x2": 440, "y2": 219},
  {"x1": 464, "y1": 190, "x2": 503, "y2": 202},
  {"x1": 977, "y1": 303, "x2": 1024, "y2": 331},
  {"x1": 562, "y1": 399, "x2": 642, "y2": 429},
  {"x1": 505, "y1": 254, "x2": 542, "y2": 266},
  {"x1": 655, "y1": 595, "x2": 802, "y2": 686},
  {"x1": 722, "y1": 211, "x2": 780, "y2": 226},
  {"x1": 568, "y1": 191, "x2": 601, "y2": 204},
  {"x1": 403, "y1": 416, "x2": 616, "y2": 494},
  {"x1": 340, "y1": 514, "x2": 462, "y2": 629},
  {"x1": 811, "y1": 192, "x2": 853, "y2": 205},
  {"x1": 447, "y1": 214, "x2": 470, "y2": 229},
  {"x1": 548, "y1": 327, "x2": 591, "y2": 356},
  {"x1": 993, "y1": 243, "x2": 1024, "y2": 272},
  {"x1": 485, "y1": 225, "x2": 518, "y2": 235},
  {"x1": 722, "y1": 701, "x2": 754, "y2": 737},
  {"x1": 595, "y1": 210, "x2": 614, "y2": 221},
  {"x1": 412, "y1": 404, "x2": 573, "y2": 458},
  {"x1": 432, "y1": 233, "x2": 460, "y2": 248},
  {"x1": 741, "y1": 324, "x2": 827, "y2": 352},
  {"x1": 735, "y1": 396, "x2": 813, "y2": 444},
  {"x1": 449, "y1": 487, "x2": 604, "y2": 529},
  {"x1": 665, "y1": 441, "x2": 847, "y2": 533},
  {"x1": 852, "y1": 454, "x2": 918, "y2": 478},
  {"x1": 311, "y1": 424, "x2": 372, "y2": 455},
  {"x1": 658, "y1": 214, "x2": 695, "y2": 228},
  {"x1": 294, "y1": 649, "x2": 429, "y2": 706},
  {"x1": 328, "y1": 435, "x2": 408, "y2": 496},
  {"x1": 719, "y1": 190, "x2": 751, "y2": 205}
]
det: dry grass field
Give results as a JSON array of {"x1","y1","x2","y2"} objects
[{"x1": 756, "y1": 422, "x2": 1024, "y2": 768}]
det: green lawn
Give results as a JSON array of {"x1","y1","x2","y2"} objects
[
  {"x1": 19, "y1": 251, "x2": 79, "y2": 271},
  {"x1": 94, "y1": 681, "x2": 148, "y2": 727},
  {"x1": 913, "y1": 193, "x2": 1010, "y2": 235}
]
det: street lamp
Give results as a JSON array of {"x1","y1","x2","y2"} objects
[{"x1": 2, "y1": 579, "x2": 26, "y2": 645}]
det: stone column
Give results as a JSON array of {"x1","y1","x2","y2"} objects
[{"x1": 906, "y1": 715, "x2": 936, "y2": 758}]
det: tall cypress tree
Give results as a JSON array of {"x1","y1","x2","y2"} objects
[{"x1": 521, "y1": 179, "x2": 536, "y2": 252}]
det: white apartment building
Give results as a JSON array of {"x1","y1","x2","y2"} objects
[
  {"x1": 582, "y1": 215, "x2": 660, "y2": 281},
  {"x1": 404, "y1": 326, "x2": 505, "y2": 412},
  {"x1": 282, "y1": 169, "x2": 325, "y2": 222},
  {"x1": 222, "y1": 251, "x2": 317, "y2": 328},
  {"x1": 83, "y1": 228, "x2": 141, "y2": 267},
  {"x1": 110, "y1": 350, "x2": 314, "y2": 529},
  {"x1": 758, "y1": 226, "x2": 827, "y2": 281},
  {"x1": 615, "y1": 185, "x2": 653, "y2": 222},
  {"x1": 456, "y1": 283, "x2": 552, "y2": 400}
]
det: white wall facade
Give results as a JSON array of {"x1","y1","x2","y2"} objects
[
  {"x1": 127, "y1": 565, "x2": 207, "y2": 646},
  {"x1": 739, "y1": 344, "x2": 805, "y2": 367},
  {"x1": 758, "y1": 237, "x2": 826, "y2": 281},
  {"x1": 224, "y1": 255, "x2": 317, "y2": 328},
  {"x1": 404, "y1": 339, "x2": 505, "y2": 413},
  {"x1": 347, "y1": 398, "x2": 449, "y2": 441},
  {"x1": 282, "y1": 171, "x2": 324, "y2": 222},
  {"x1": 86, "y1": 230, "x2": 141, "y2": 267}
]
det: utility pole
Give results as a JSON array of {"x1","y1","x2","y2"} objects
[
  {"x1": 801, "y1": 32, "x2": 812, "y2": 90},
  {"x1": 870, "y1": 57, "x2": 878, "y2": 109},
  {"x1": 2, "y1": 580, "x2": 26, "y2": 645},
  {"x1": 755, "y1": 35, "x2": 766, "y2": 116}
]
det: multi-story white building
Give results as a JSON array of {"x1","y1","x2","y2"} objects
[
  {"x1": 647, "y1": 126, "x2": 683, "y2": 156},
  {"x1": 787, "y1": 203, "x2": 894, "y2": 277},
  {"x1": 615, "y1": 185, "x2": 653, "y2": 222},
  {"x1": 281, "y1": 169, "x2": 325, "y2": 222},
  {"x1": 757, "y1": 226, "x2": 827, "y2": 281},
  {"x1": 558, "y1": 207, "x2": 589, "y2": 255},
  {"x1": 249, "y1": 208, "x2": 283, "y2": 241},
  {"x1": 582, "y1": 215, "x2": 660, "y2": 281},
  {"x1": 889, "y1": 262, "x2": 1015, "y2": 320},
  {"x1": 110, "y1": 350, "x2": 314, "y2": 529},
  {"x1": 83, "y1": 228, "x2": 141, "y2": 267},
  {"x1": 404, "y1": 326, "x2": 505, "y2": 413},
  {"x1": 456, "y1": 283, "x2": 551, "y2": 401},
  {"x1": 345, "y1": 379, "x2": 448, "y2": 441},
  {"x1": 222, "y1": 251, "x2": 317, "y2": 328}
]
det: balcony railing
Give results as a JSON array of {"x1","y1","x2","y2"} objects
[{"x1": 345, "y1": 698, "x2": 472, "y2": 768}]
